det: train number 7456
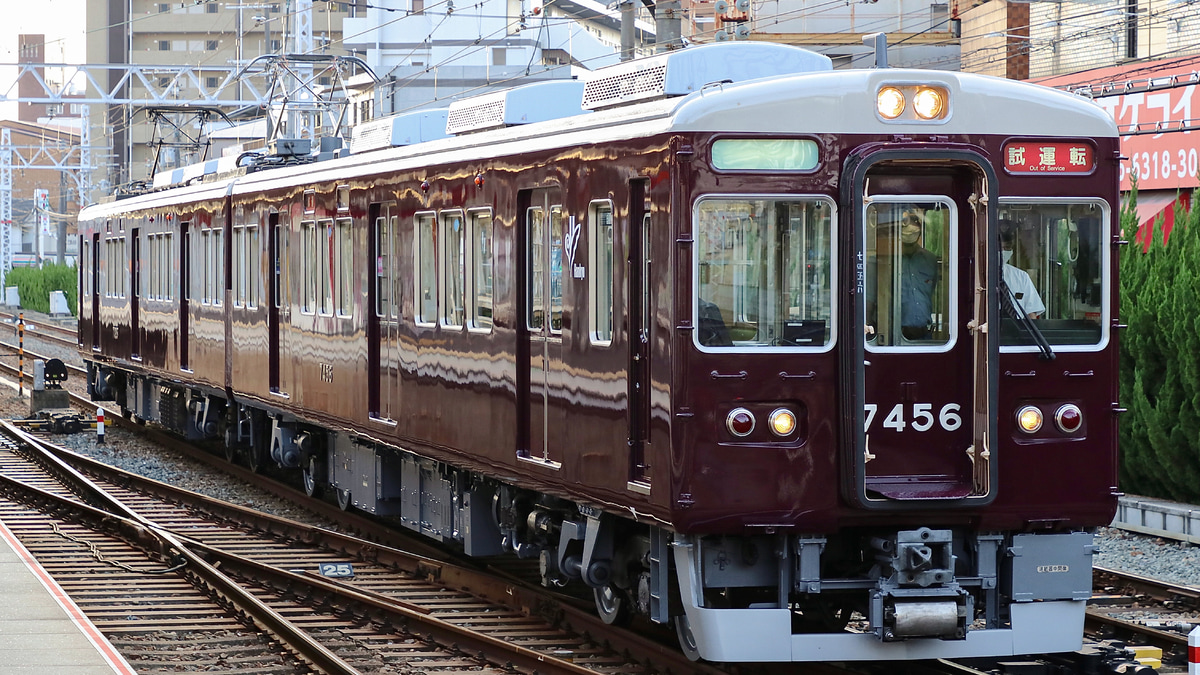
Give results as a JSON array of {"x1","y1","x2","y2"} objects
[{"x1": 864, "y1": 403, "x2": 962, "y2": 432}]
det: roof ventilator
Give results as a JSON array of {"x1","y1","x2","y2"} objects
[
  {"x1": 349, "y1": 109, "x2": 450, "y2": 154},
  {"x1": 445, "y1": 80, "x2": 587, "y2": 135},
  {"x1": 581, "y1": 42, "x2": 834, "y2": 111}
]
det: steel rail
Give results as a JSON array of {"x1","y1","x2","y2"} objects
[
  {"x1": 0, "y1": 421, "x2": 362, "y2": 675},
  {"x1": 28, "y1": 424, "x2": 738, "y2": 675}
]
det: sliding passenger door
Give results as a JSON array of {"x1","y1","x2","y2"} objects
[
  {"x1": 518, "y1": 188, "x2": 565, "y2": 469},
  {"x1": 179, "y1": 222, "x2": 190, "y2": 370},
  {"x1": 369, "y1": 203, "x2": 400, "y2": 421},
  {"x1": 627, "y1": 180, "x2": 652, "y2": 487},
  {"x1": 91, "y1": 232, "x2": 100, "y2": 350},
  {"x1": 130, "y1": 228, "x2": 141, "y2": 358},
  {"x1": 268, "y1": 211, "x2": 287, "y2": 394}
]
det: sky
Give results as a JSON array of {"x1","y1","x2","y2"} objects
[{"x1": 1, "y1": 0, "x2": 87, "y2": 121}]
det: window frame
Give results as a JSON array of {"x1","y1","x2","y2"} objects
[
  {"x1": 589, "y1": 200, "x2": 615, "y2": 346},
  {"x1": 317, "y1": 218, "x2": 334, "y2": 316},
  {"x1": 335, "y1": 217, "x2": 353, "y2": 317},
  {"x1": 439, "y1": 210, "x2": 466, "y2": 329},
  {"x1": 863, "y1": 195, "x2": 958, "y2": 355},
  {"x1": 414, "y1": 211, "x2": 437, "y2": 326},
  {"x1": 997, "y1": 196, "x2": 1112, "y2": 354},
  {"x1": 299, "y1": 220, "x2": 317, "y2": 315},
  {"x1": 691, "y1": 193, "x2": 839, "y2": 354},
  {"x1": 467, "y1": 208, "x2": 494, "y2": 333}
]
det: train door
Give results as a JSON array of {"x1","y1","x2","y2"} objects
[
  {"x1": 130, "y1": 228, "x2": 141, "y2": 358},
  {"x1": 369, "y1": 202, "x2": 400, "y2": 421},
  {"x1": 627, "y1": 180, "x2": 652, "y2": 487},
  {"x1": 179, "y1": 222, "x2": 190, "y2": 371},
  {"x1": 845, "y1": 153, "x2": 997, "y2": 508},
  {"x1": 268, "y1": 211, "x2": 286, "y2": 394},
  {"x1": 518, "y1": 188, "x2": 565, "y2": 468},
  {"x1": 91, "y1": 232, "x2": 100, "y2": 350}
]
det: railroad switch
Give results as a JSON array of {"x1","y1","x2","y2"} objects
[{"x1": 14, "y1": 410, "x2": 93, "y2": 435}]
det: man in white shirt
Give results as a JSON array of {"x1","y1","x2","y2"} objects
[{"x1": 1000, "y1": 227, "x2": 1045, "y2": 319}]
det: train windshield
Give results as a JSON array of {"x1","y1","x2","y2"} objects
[
  {"x1": 998, "y1": 201, "x2": 1106, "y2": 348},
  {"x1": 694, "y1": 197, "x2": 834, "y2": 349}
]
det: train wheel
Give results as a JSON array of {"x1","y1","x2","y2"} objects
[
  {"x1": 302, "y1": 456, "x2": 323, "y2": 498},
  {"x1": 223, "y1": 443, "x2": 237, "y2": 464},
  {"x1": 247, "y1": 443, "x2": 267, "y2": 473},
  {"x1": 593, "y1": 585, "x2": 632, "y2": 626},
  {"x1": 335, "y1": 487, "x2": 352, "y2": 511},
  {"x1": 674, "y1": 615, "x2": 702, "y2": 662}
]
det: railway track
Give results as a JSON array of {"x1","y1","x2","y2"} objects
[
  {"x1": 0, "y1": 311, "x2": 79, "y2": 349},
  {"x1": 1087, "y1": 565, "x2": 1197, "y2": 669},
  {"x1": 0, "y1": 416, "x2": 771, "y2": 675}
]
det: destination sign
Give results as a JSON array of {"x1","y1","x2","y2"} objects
[{"x1": 1002, "y1": 141, "x2": 1095, "y2": 174}]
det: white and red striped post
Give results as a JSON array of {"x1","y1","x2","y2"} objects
[
  {"x1": 1190, "y1": 624, "x2": 1199, "y2": 675},
  {"x1": 96, "y1": 407, "x2": 105, "y2": 445}
]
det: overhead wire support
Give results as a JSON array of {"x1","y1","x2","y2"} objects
[
  {"x1": 234, "y1": 54, "x2": 379, "y2": 144},
  {"x1": 0, "y1": 62, "x2": 278, "y2": 108},
  {"x1": 141, "y1": 106, "x2": 235, "y2": 178}
]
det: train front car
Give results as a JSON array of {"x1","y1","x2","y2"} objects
[{"x1": 667, "y1": 62, "x2": 1119, "y2": 660}]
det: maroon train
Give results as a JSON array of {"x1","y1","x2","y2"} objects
[{"x1": 79, "y1": 42, "x2": 1121, "y2": 662}]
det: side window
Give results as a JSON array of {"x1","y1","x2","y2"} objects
[
  {"x1": 300, "y1": 221, "x2": 316, "y2": 314},
  {"x1": 590, "y1": 201, "x2": 614, "y2": 345},
  {"x1": 415, "y1": 213, "x2": 437, "y2": 324},
  {"x1": 318, "y1": 218, "x2": 333, "y2": 316},
  {"x1": 549, "y1": 206, "x2": 564, "y2": 333},
  {"x1": 469, "y1": 209, "x2": 493, "y2": 330},
  {"x1": 440, "y1": 211, "x2": 465, "y2": 327},
  {"x1": 272, "y1": 220, "x2": 287, "y2": 310},
  {"x1": 998, "y1": 201, "x2": 1106, "y2": 348},
  {"x1": 696, "y1": 198, "x2": 834, "y2": 349},
  {"x1": 374, "y1": 215, "x2": 391, "y2": 318},
  {"x1": 249, "y1": 225, "x2": 259, "y2": 308},
  {"x1": 233, "y1": 225, "x2": 246, "y2": 307},
  {"x1": 335, "y1": 217, "x2": 352, "y2": 317},
  {"x1": 212, "y1": 228, "x2": 223, "y2": 306},
  {"x1": 527, "y1": 207, "x2": 544, "y2": 329}
]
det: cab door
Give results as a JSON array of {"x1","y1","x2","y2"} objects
[{"x1": 844, "y1": 151, "x2": 997, "y2": 508}]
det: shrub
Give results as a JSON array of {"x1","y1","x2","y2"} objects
[
  {"x1": 1118, "y1": 183, "x2": 1200, "y2": 501},
  {"x1": 5, "y1": 263, "x2": 77, "y2": 316}
]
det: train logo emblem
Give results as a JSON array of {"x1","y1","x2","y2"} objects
[{"x1": 564, "y1": 215, "x2": 584, "y2": 279}]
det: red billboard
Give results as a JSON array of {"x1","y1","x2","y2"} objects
[{"x1": 1037, "y1": 58, "x2": 1200, "y2": 192}]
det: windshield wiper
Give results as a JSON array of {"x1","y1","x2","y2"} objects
[{"x1": 1000, "y1": 278, "x2": 1055, "y2": 361}]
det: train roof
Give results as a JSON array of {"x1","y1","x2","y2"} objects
[{"x1": 80, "y1": 44, "x2": 1118, "y2": 221}]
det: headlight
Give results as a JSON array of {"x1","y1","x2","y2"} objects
[
  {"x1": 727, "y1": 408, "x2": 756, "y2": 437},
  {"x1": 768, "y1": 408, "x2": 797, "y2": 437},
  {"x1": 877, "y1": 87, "x2": 905, "y2": 120},
  {"x1": 1016, "y1": 405, "x2": 1043, "y2": 433},
  {"x1": 1055, "y1": 404, "x2": 1082, "y2": 433},
  {"x1": 913, "y1": 87, "x2": 946, "y2": 119}
]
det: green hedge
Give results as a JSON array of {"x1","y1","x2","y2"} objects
[
  {"x1": 5, "y1": 264, "x2": 77, "y2": 316},
  {"x1": 1118, "y1": 185, "x2": 1200, "y2": 502}
]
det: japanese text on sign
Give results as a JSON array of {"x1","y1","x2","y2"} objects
[{"x1": 1003, "y1": 141, "x2": 1094, "y2": 174}]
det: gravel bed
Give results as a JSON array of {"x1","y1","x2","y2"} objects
[
  {"x1": 0, "y1": 384, "x2": 338, "y2": 530},
  {"x1": 1094, "y1": 526, "x2": 1200, "y2": 590}
]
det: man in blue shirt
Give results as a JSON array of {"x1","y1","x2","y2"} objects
[
  {"x1": 896, "y1": 213, "x2": 940, "y2": 339},
  {"x1": 866, "y1": 209, "x2": 940, "y2": 343}
]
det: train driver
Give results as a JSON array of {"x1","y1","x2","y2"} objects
[
  {"x1": 999, "y1": 224, "x2": 1045, "y2": 320},
  {"x1": 867, "y1": 208, "x2": 941, "y2": 343}
]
